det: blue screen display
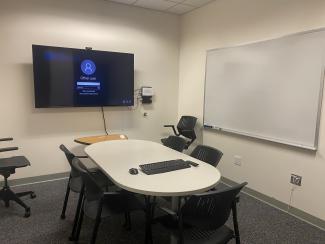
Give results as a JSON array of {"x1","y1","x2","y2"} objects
[{"x1": 32, "y1": 45, "x2": 134, "y2": 108}]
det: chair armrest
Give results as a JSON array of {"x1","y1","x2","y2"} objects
[
  {"x1": 158, "y1": 206, "x2": 177, "y2": 216},
  {"x1": 0, "y1": 137, "x2": 13, "y2": 142},
  {"x1": 102, "y1": 191, "x2": 123, "y2": 201},
  {"x1": 103, "y1": 191, "x2": 122, "y2": 197},
  {"x1": 193, "y1": 187, "x2": 233, "y2": 197},
  {"x1": 163, "y1": 125, "x2": 179, "y2": 136},
  {"x1": 179, "y1": 129, "x2": 193, "y2": 133},
  {"x1": 0, "y1": 147, "x2": 18, "y2": 153},
  {"x1": 88, "y1": 167, "x2": 100, "y2": 173},
  {"x1": 76, "y1": 155, "x2": 88, "y2": 158}
]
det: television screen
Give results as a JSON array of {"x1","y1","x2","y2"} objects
[{"x1": 32, "y1": 45, "x2": 134, "y2": 108}]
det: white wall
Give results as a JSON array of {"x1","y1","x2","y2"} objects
[
  {"x1": 179, "y1": 0, "x2": 325, "y2": 220},
  {"x1": 0, "y1": 0, "x2": 180, "y2": 179}
]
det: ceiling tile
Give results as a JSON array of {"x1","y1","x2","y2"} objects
[
  {"x1": 167, "y1": 4, "x2": 195, "y2": 15},
  {"x1": 183, "y1": 0, "x2": 214, "y2": 7},
  {"x1": 109, "y1": 0, "x2": 137, "y2": 4},
  {"x1": 134, "y1": 0, "x2": 177, "y2": 11},
  {"x1": 168, "y1": 0, "x2": 186, "y2": 3},
  {"x1": 106, "y1": 0, "x2": 215, "y2": 14}
]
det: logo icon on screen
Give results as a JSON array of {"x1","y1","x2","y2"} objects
[{"x1": 81, "y1": 59, "x2": 96, "y2": 75}]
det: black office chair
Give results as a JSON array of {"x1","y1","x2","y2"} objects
[
  {"x1": 59, "y1": 144, "x2": 113, "y2": 220},
  {"x1": 190, "y1": 145, "x2": 223, "y2": 167},
  {"x1": 72, "y1": 157, "x2": 145, "y2": 244},
  {"x1": 162, "y1": 116, "x2": 197, "y2": 149},
  {"x1": 161, "y1": 136, "x2": 187, "y2": 152},
  {"x1": 0, "y1": 137, "x2": 36, "y2": 217},
  {"x1": 153, "y1": 182, "x2": 247, "y2": 244}
]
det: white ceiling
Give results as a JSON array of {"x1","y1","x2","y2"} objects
[{"x1": 108, "y1": 0, "x2": 215, "y2": 15}]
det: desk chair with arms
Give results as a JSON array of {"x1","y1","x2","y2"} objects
[
  {"x1": 162, "y1": 116, "x2": 197, "y2": 149},
  {"x1": 153, "y1": 182, "x2": 247, "y2": 244},
  {"x1": 190, "y1": 145, "x2": 223, "y2": 167},
  {"x1": 0, "y1": 138, "x2": 36, "y2": 218},
  {"x1": 72, "y1": 158, "x2": 145, "y2": 244}
]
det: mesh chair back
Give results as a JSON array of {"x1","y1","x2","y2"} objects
[
  {"x1": 161, "y1": 136, "x2": 187, "y2": 152},
  {"x1": 177, "y1": 116, "x2": 197, "y2": 140},
  {"x1": 72, "y1": 157, "x2": 103, "y2": 202},
  {"x1": 181, "y1": 183, "x2": 247, "y2": 230},
  {"x1": 190, "y1": 145, "x2": 223, "y2": 167},
  {"x1": 59, "y1": 144, "x2": 81, "y2": 180},
  {"x1": 59, "y1": 144, "x2": 74, "y2": 166}
]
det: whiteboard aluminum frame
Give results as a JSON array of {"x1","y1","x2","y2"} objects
[{"x1": 203, "y1": 28, "x2": 325, "y2": 151}]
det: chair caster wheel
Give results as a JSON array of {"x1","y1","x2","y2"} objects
[
  {"x1": 30, "y1": 193, "x2": 36, "y2": 199},
  {"x1": 24, "y1": 208, "x2": 31, "y2": 218}
]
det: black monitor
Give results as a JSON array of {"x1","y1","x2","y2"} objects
[{"x1": 32, "y1": 45, "x2": 134, "y2": 108}]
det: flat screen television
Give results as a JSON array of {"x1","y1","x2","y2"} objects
[{"x1": 32, "y1": 45, "x2": 134, "y2": 108}]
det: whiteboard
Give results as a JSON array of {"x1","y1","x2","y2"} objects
[{"x1": 204, "y1": 30, "x2": 325, "y2": 150}]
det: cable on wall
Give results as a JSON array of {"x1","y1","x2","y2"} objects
[
  {"x1": 287, "y1": 186, "x2": 296, "y2": 212},
  {"x1": 101, "y1": 107, "x2": 109, "y2": 135},
  {"x1": 128, "y1": 88, "x2": 142, "y2": 110}
]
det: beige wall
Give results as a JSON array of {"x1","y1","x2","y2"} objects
[
  {"x1": 2, "y1": 0, "x2": 325, "y2": 222},
  {"x1": 179, "y1": 0, "x2": 325, "y2": 220},
  {"x1": 0, "y1": 0, "x2": 180, "y2": 179}
]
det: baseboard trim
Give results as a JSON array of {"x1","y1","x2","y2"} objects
[
  {"x1": 0, "y1": 172, "x2": 69, "y2": 187},
  {"x1": 221, "y1": 177, "x2": 325, "y2": 231}
]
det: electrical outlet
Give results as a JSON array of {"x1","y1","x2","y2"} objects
[
  {"x1": 290, "y1": 174, "x2": 302, "y2": 186},
  {"x1": 234, "y1": 155, "x2": 242, "y2": 166}
]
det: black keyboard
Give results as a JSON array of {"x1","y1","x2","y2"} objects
[{"x1": 139, "y1": 159, "x2": 191, "y2": 175}]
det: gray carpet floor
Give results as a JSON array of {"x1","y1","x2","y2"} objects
[{"x1": 0, "y1": 179, "x2": 324, "y2": 244}]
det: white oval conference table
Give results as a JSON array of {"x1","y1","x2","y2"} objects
[
  {"x1": 85, "y1": 139, "x2": 221, "y2": 197},
  {"x1": 85, "y1": 139, "x2": 221, "y2": 244}
]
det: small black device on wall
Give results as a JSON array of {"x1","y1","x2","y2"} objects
[{"x1": 141, "y1": 86, "x2": 154, "y2": 104}]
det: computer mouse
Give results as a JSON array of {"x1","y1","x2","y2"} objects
[{"x1": 129, "y1": 168, "x2": 138, "y2": 175}]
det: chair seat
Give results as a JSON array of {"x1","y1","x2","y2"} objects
[
  {"x1": 161, "y1": 136, "x2": 187, "y2": 152},
  {"x1": 183, "y1": 226, "x2": 234, "y2": 244},
  {"x1": 84, "y1": 200, "x2": 115, "y2": 219},
  {"x1": 161, "y1": 138, "x2": 167, "y2": 145},
  {"x1": 0, "y1": 156, "x2": 30, "y2": 173},
  {"x1": 69, "y1": 168, "x2": 113, "y2": 193},
  {"x1": 84, "y1": 192, "x2": 144, "y2": 219},
  {"x1": 69, "y1": 176, "x2": 83, "y2": 193},
  {"x1": 155, "y1": 215, "x2": 234, "y2": 244},
  {"x1": 90, "y1": 169, "x2": 115, "y2": 188},
  {"x1": 0, "y1": 155, "x2": 34, "y2": 217}
]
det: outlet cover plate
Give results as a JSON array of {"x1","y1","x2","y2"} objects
[{"x1": 290, "y1": 174, "x2": 302, "y2": 186}]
